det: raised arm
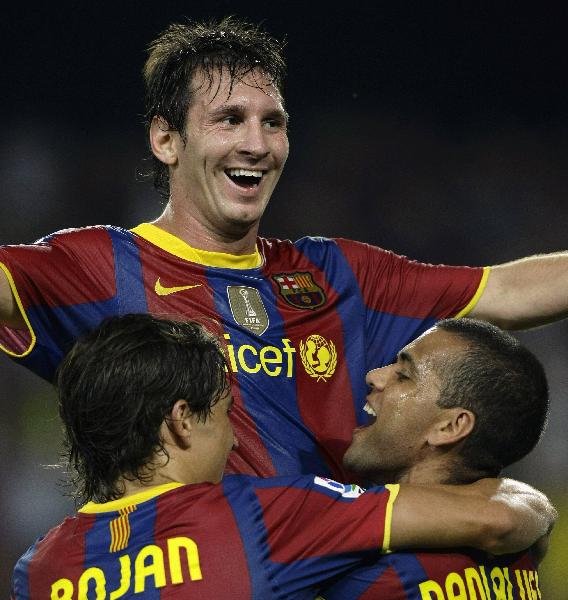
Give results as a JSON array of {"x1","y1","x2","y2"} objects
[
  {"x1": 470, "y1": 252, "x2": 568, "y2": 329},
  {"x1": 0, "y1": 267, "x2": 24, "y2": 328},
  {"x1": 391, "y1": 478, "x2": 555, "y2": 555}
]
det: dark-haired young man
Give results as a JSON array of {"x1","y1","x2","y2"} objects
[
  {"x1": 11, "y1": 315, "x2": 554, "y2": 599},
  {"x1": 320, "y1": 318, "x2": 551, "y2": 599},
  {"x1": 0, "y1": 18, "x2": 568, "y2": 484}
]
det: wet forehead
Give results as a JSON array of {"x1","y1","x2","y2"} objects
[
  {"x1": 190, "y1": 67, "x2": 285, "y2": 112},
  {"x1": 402, "y1": 327, "x2": 468, "y2": 373}
]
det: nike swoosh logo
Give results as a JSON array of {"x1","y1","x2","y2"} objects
[{"x1": 154, "y1": 278, "x2": 202, "y2": 296}]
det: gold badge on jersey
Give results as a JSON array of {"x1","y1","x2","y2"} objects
[
  {"x1": 227, "y1": 286, "x2": 269, "y2": 335},
  {"x1": 300, "y1": 335, "x2": 337, "y2": 382}
]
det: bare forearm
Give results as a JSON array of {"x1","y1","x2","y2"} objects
[
  {"x1": 390, "y1": 478, "x2": 555, "y2": 555},
  {"x1": 471, "y1": 252, "x2": 568, "y2": 329}
]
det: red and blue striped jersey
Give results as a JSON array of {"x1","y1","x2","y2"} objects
[
  {"x1": 0, "y1": 224, "x2": 486, "y2": 480},
  {"x1": 319, "y1": 547, "x2": 540, "y2": 599},
  {"x1": 11, "y1": 475, "x2": 397, "y2": 600}
]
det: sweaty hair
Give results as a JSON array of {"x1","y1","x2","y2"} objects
[
  {"x1": 143, "y1": 16, "x2": 286, "y2": 198},
  {"x1": 56, "y1": 314, "x2": 230, "y2": 504},
  {"x1": 435, "y1": 318, "x2": 549, "y2": 476}
]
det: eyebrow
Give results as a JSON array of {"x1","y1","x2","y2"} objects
[
  {"x1": 397, "y1": 351, "x2": 419, "y2": 376},
  {"x1": 209, "y1": 103, "x2": 289, "y2": 122}
]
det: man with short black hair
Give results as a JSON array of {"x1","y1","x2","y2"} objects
[
  {"x1": 321, "y1": 318, "x2": 551, "y2": 598},
  {"x1": 11, "y1": 315, "x2": 554, "y2": 599}
]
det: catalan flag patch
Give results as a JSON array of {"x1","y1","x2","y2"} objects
[{"x1": 109, "y1": 505, "x2": 137, "y2": 553}]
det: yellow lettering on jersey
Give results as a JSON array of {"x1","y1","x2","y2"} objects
[
  {"x1": 445, "y1": 572, "x2": 467, "y2": 600},
  {"x1": 479, "y1": 566, "x2": 491, "y2": 598},
  {"x1": 109, "y1": 555, "x2": 131, "y2": 599},
  {"x1": 515, "y1": 570, "x2": 527, "y2": 600},
  {"x1": 523, "y1": 570, "x2": 538, "y2": 600},
  {"x1": 51, "y1": 578, "x2": 73, "y2": 599},
  {"x1": 168, "y1": 536, "x2": 203, "y2": 583},
  {"x1": 78, "y1": 567, "x2": 106, "y2": 599},
  {"x1": 489, "y1": 567, "x2": 511, "y2": 600},
  {"x1": 238, "y1": 344, "x2": 261, "y2": 374},
  {"x1": 259, "y1": 345, "x2": 282, "y2": 376},
  {"x1": 223, "y1": 333, "x2": 296, "y2": 377},
  {"x1": 419, "y1": 580, "x2": 445, "y2": 598},
  {"x1": 134, "y1": 545, "x2": 166, "y2": 593},
  {"x1": 418, "y1": 566, "x2": 539, "y2": 600},
  {"x1": 50, "y1": 536, "x2": 203, "y2": 597},
  {"x1": 464, "y1": 568, "x2": 487, "y2": 599}
]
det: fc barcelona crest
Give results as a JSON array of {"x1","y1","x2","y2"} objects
[{"x1": 272, "y1": 272, "x2": 326, "y2": 310}]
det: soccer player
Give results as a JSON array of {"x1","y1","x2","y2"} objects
[
  {"x1": 11, "y1": 314, "x2": 554, "y2": 599},
  {"x1": 0, "y1": 17, "x2": 568, "y2": 482},
  {"x1": 320, "y1": 318, "x2": 551, "y2": 598}
]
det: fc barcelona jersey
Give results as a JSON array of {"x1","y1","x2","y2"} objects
[
  {"x1": 11, "y1": 476, "x2": 397, "y2": 599},
  {"x1": 0, "y1": 224, "x2": 487, "y2": 480},
  {"x1": 319, "y1": 546, "x2": 540, "y2": 599}
]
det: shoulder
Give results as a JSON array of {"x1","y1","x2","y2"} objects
[
  {"x1": 258, "y1": 235, "x2": 388, "y2": 262},
  {"x1": 31, "y1": 225, "x2": 134, "y2": 263},
  {"x1": 35, "y1": 224, "x2": 129, "y2": 245}
]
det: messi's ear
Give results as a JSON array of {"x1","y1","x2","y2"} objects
[
  {"x1": 149, "y1": 116, "x2": 180, "y2": 166},
  {"x1": 427, "y1": 408, "x2": 475, "y2": 448}
]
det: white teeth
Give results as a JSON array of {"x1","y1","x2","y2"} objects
[
  {"x1": 363, "y1": 403, "x2": 377, "y2": 417},
  {"x1": 227, "y1": 168, "x2": 263, "y2": 178}
]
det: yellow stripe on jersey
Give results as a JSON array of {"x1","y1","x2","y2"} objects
[
  {"x1": 382, "y1": 484, "x2": 401, "y2": 553},
  {"x1": 0, "y1": 262, "x2": 37, "y2": 358},
  {"x1": 131, "y1": 223, "x2": 262, "y2": 269},
  {"x1": 80, "y1": 482, "x2": 185, "y2": 513},
  {"x1": 454, "y1": 266, "x2": 490, "y2": 318}
]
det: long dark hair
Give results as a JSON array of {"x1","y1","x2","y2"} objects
[{"x1": 56, "y1": 314, "x2": 229, "y2": 503}]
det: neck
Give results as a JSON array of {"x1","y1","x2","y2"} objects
[
  {"x1": 118, "y1": 472, "x2": 184, "y2": 498},
  {"x1": 373, "y1": 454, "x2": 484, "y2": 486},
  {"x1": 153, "y1": 202, "x2": 260, "y2": 255},
  {"x1": 117, "y1": 449, "x2": 209, "y2": 499}
]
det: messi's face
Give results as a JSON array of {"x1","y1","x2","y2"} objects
[
  {"x1": 343, "y1": 328, "x2": 467, "y2": 482},
  {"x1": 169, "y1": 67, "x2": 289, "y2": 240}
]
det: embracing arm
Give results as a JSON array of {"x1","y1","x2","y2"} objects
[
  {"x1": 390, "y1": 478, "x2": 556, "y2": 555},
  {"x1": 470, "y1": 252, "x2": 568, "y2": 329}
]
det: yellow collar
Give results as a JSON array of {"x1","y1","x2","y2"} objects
[
  {"x1": 131, "y1": 223, "x2": 262, "y2": 269},
  {"x1": 79, "y1": 482, "x2": 185, "y2": 514}
]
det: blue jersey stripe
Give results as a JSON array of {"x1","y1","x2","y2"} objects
[
  {"x1": 207, "y1": 268, "x2": 331, "y2": 476},
  {"x1": 223, "y1": 475, "x2": 278, "y2": 599},
  {"x1": 108, "y1": 228, "x2": 148, "y2": 315},
  {"x1": 11, "y1": 541, "x2": 37, "y2": 599}
]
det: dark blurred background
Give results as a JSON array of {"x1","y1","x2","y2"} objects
[{"x1": 1, "y1": 2, "x2": 567, "y2": 595}]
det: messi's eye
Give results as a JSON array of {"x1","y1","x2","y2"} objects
[
  {"x1": 222, "y1": 115, "x2": 240, "y2": 126},
  {"x1": 396, "y1": 371, "x2": 409, "y2": 382}
]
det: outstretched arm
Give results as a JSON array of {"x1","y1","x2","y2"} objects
[
  {"x1": 390, "y1": 478, "x2": 555, "y2": 555},
  {"x1": 470, "y1": 252, "x2": 568, "y2": 329}
]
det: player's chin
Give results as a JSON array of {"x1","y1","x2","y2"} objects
[{"x1": 342, "y1": 437, "x2": 366, "y2": 468}]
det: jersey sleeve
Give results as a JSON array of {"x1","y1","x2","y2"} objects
[
  {"x1": 0, "y1": 226, "x2": 118, "y2": 379},
  {"x1": 336, "y1": 238, "x2": 488, "y2": 320},
  {"x1": 250, "y1": 475, "x2": 399, "y2": 597}
]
